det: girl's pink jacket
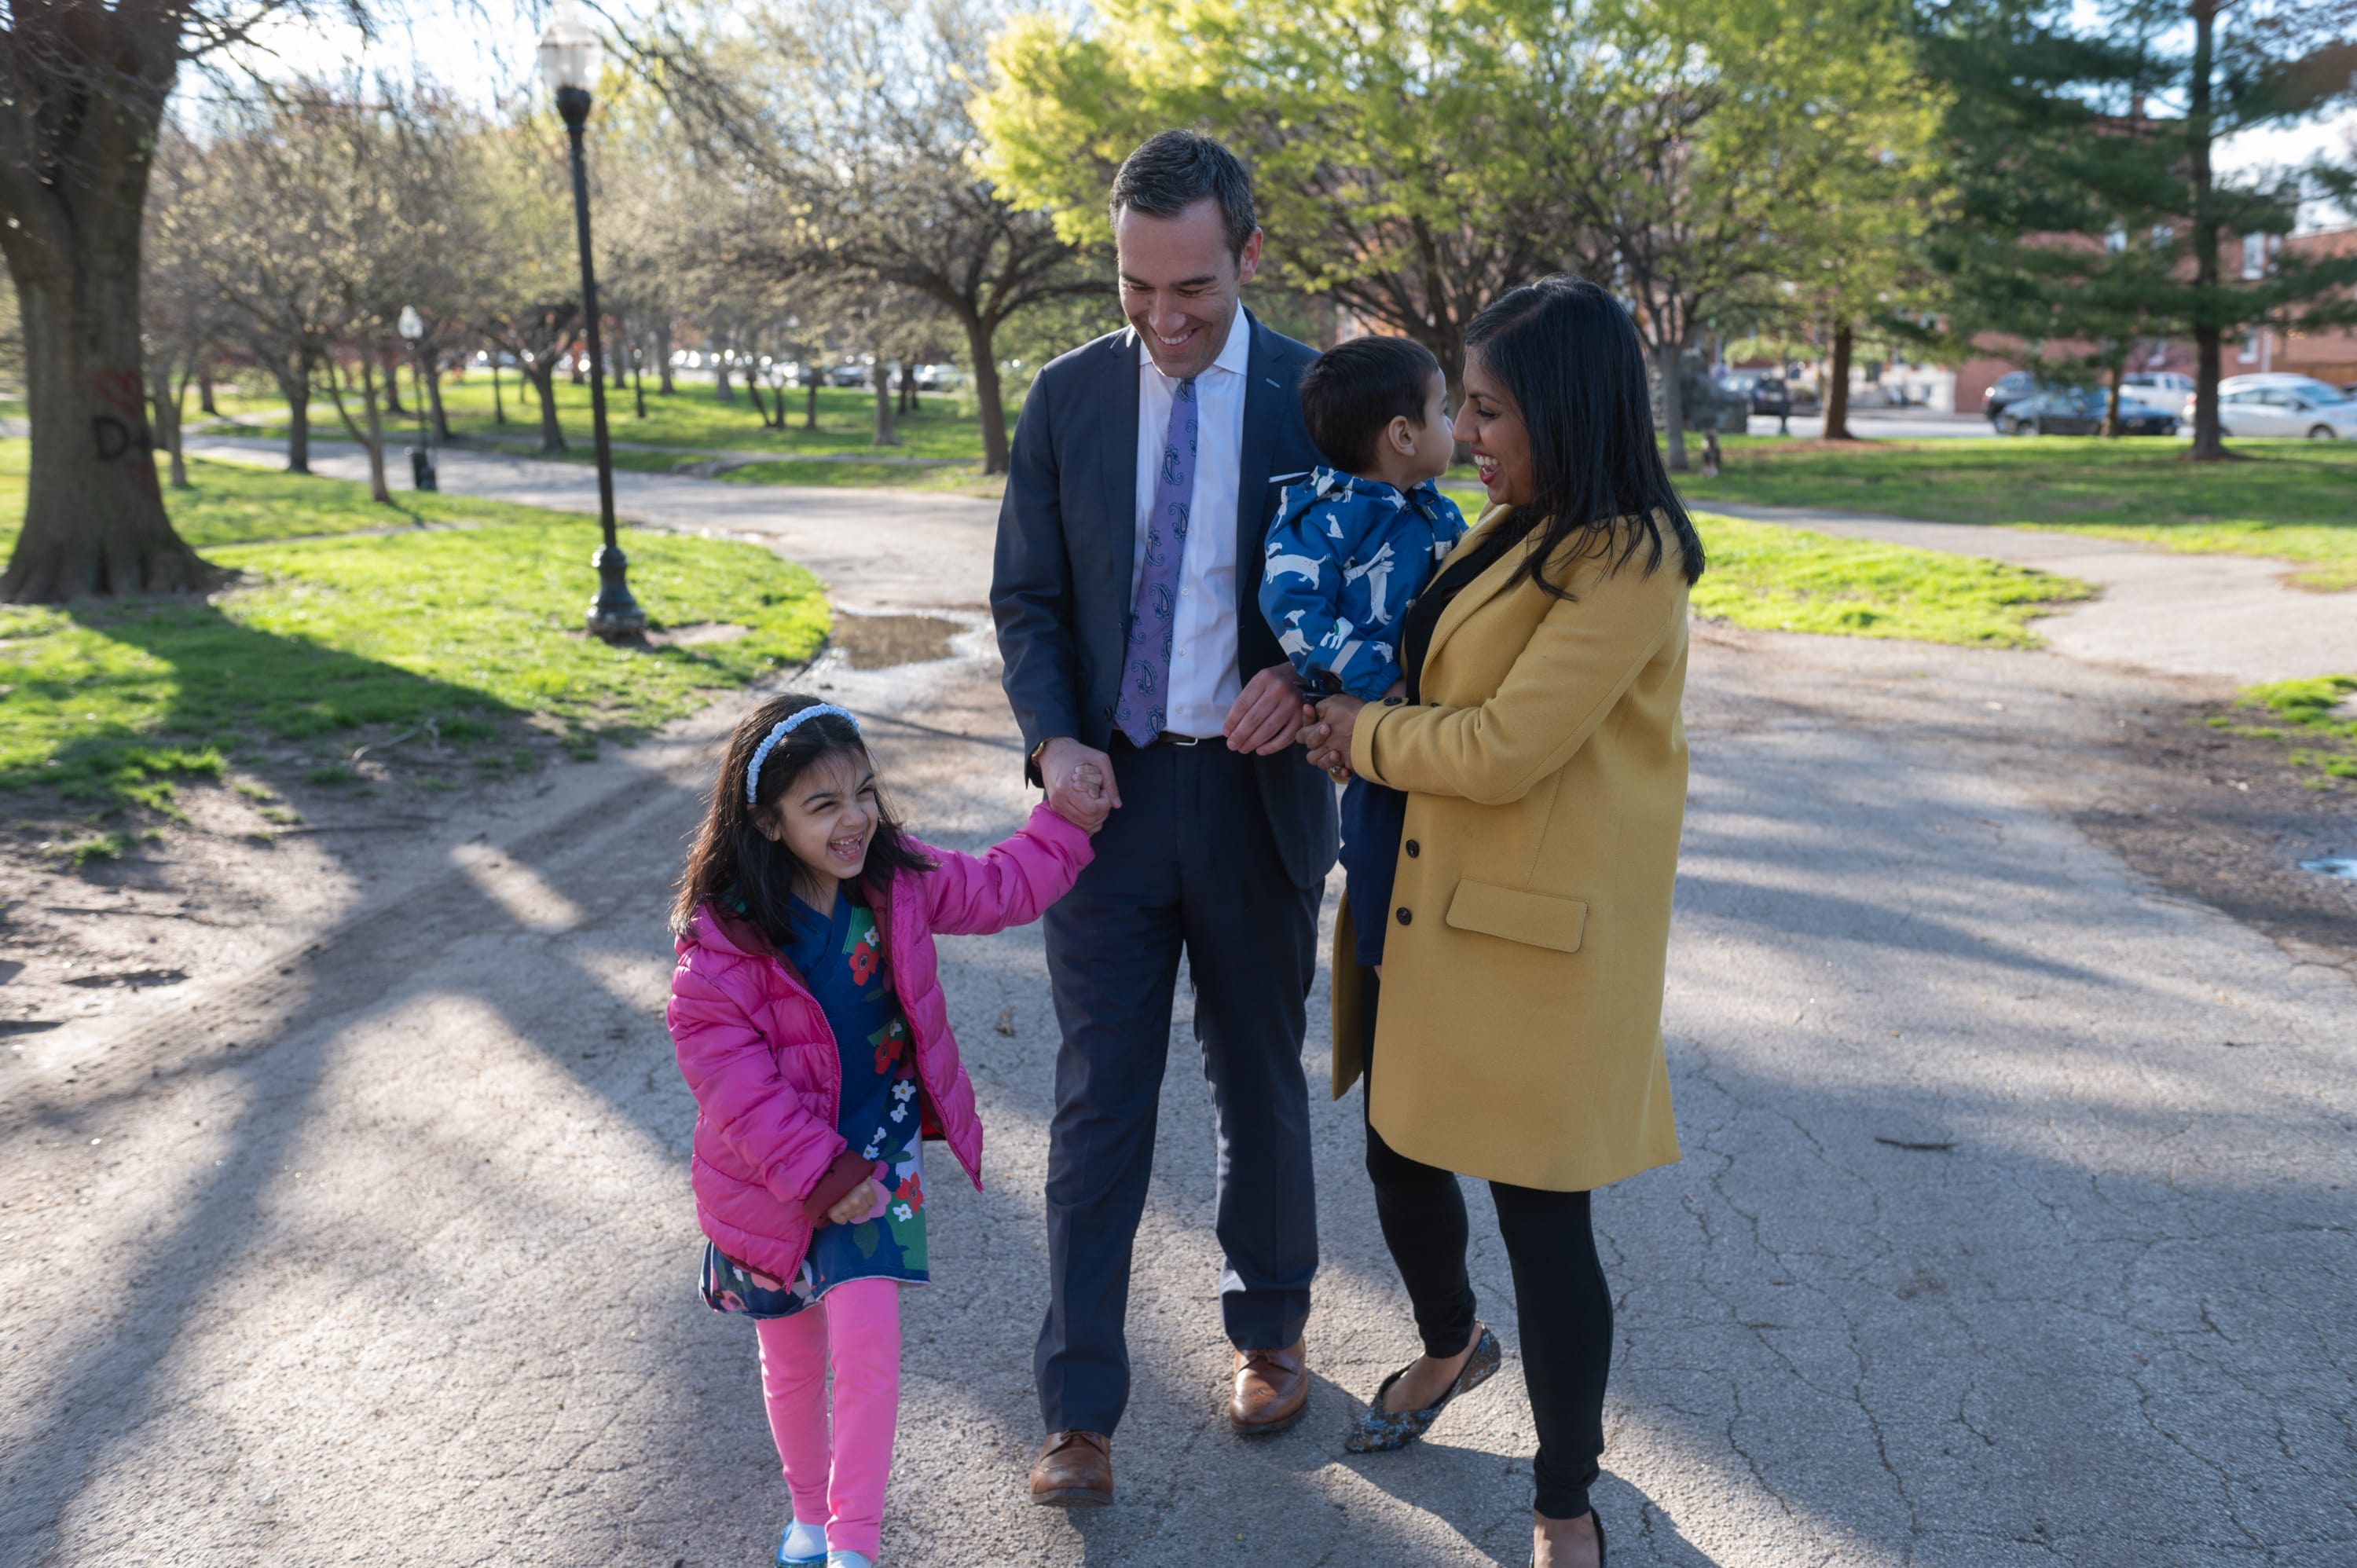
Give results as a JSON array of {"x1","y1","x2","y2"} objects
[{"x1": 668, "y1": 803, "x2": 1092, "y2": 1284}]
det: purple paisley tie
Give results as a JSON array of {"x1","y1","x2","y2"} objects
[{"x1": 1114, "y1": 376, "x2": 1198, "y2": 747}]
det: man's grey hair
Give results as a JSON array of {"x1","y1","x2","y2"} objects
[{"x1": 1109, "y1": 130, "x2": 1258, "y2": 259}]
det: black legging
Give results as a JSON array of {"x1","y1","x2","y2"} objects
[{"x1": 1361, "y1": 976, "x2": 1613, "y2": 1522}]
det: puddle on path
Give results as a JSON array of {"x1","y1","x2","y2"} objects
[
  {"x1": 2297, "y1": 856, "x2": 2357, "y2": 881},
  {"x1": 830, "y1": 614, "x2": 962, "y2": 669}
]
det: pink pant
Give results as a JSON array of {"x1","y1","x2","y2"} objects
[{"x1": 756, "y1": 1279, "x2": 902, "y2": 1562}]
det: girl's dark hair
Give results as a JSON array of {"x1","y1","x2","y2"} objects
[
  {"x1": 1299, "y1": 335, "x2": 1444, "y2": 474},
  {"x1": 671, "y1": 692, "x2": 933, "y2": 944},
  {"x1": 1464, "y1": 275, "x2": 1706, "y2": 595}
]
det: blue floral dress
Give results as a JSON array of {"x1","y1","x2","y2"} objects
[{"x1": 700, "y1": 888, "x2": 929, "y2": 1319}]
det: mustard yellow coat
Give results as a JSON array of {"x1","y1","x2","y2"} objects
[{"x1": 1336, "y1": 507, "x2": 1692, "y2": 1192}]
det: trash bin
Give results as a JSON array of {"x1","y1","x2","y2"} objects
[{"x1": 409, "y1": 446, "x2": 438, "y2": 493}]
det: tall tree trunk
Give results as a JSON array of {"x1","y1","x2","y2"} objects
[
  {"x1": 654, "y1": 317, "x2": 675, "y2": 394},
  {"x1": 529, "y1": 363, "x2": 566, "y2": 452},
  {"x1": 1653, "y1": 339, "x2": 1689, "y2": 473},
  {"x1": 426, "y1": 357, "x2": 449, "y2": 440},
  {"x1": 962, "y1": 317, "x2": 1011, "y2": 475},
  {"x1": 871, "y1": 361, "x2": 899, "y2": 447},
  {"x1": 713, "y1": 324, "x2": 735, "y2": 401},
  {"x1": 2103, "y1": 360, "x2": 2126, "y2": 438},
  {"x1": 2187, "y1": 1, "x2": 2228, "y2": 461},
  {"x1": 151, "y1": 361, "x2": 189, "y2": 489},
  {"x1": 324, "y1": 350, "x2": 393, "y2": 504},
  {"x1": 1823, "y1": 322, "x2": 1856, "y2": 441},
  {"x1": 491, "y1": 356, "x2": 508, "y2": 425},
  {"x1": 0, "y1": 36, "x2": 208, "y2": 601},
  {"x1": 805, "y1": 377, "x2": 819, "y2": 431},
  {"x1": 632, "y1": 361, "x2": 647, "y2": 420},
  {"x1": 197, "y1": 361, "x2": 221, "y2": 417},
  {"x1": 899, "y1": 361, "x2": 919, "y2": 414},
  {"x1": 610, "y1": 332, "x2": 629, "y2": 392},
  {"x1": 382, "y1": 346, "x2": 407, "y2": 415},
  {"x1": 746, "y1": 380, "x2": 772, "y2": 427},
  {"x1": 270, "y1": 357, "x2": 315, "y2": 474}
]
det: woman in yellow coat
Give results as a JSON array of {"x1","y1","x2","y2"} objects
[{"x1": 1301, "y1": 277, "x2": 1702, "y2": 1568}]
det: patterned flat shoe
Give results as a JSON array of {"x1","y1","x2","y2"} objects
[{"x1": 1343, "y1": 1324, "x2": 1501, "y2": 1454}]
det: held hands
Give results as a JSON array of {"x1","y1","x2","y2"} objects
[
  {"x1": 826, "y1": 1174, "x2": 894, "y2": 1227},
  {"x1": 1224, "y1": 665, "x2": 1317, "y2": 756},
  {"x1": 1300, "y1": 694, "x2": 1367, "y2": 776},
  {"x1": 1041, "y1": 736, "x2": 1117, "y2": 834}
]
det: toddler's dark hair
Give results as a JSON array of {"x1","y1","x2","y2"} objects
[
  {"x1": 1299, "y1": 335, "x2": 1445, "y2": 475},
  {"x1": 671, "y1": 691, "x2": 933, "y2": 946}
]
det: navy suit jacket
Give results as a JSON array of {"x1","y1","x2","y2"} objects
[{"x1": 992, "y1": 310, "x2": 1340, "y2": 890}]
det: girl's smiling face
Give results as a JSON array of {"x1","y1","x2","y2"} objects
[
  {"x1": 1452, "y1": 352, "x2": 1535, "y2": 507},
  {"x1": 758, "y1": 748, "x2": 880, "y2": 899}
]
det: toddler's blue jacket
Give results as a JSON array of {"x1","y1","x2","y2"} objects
[{"x1": 1259, "y1": 468, "x2": 1468, "y2": 701}]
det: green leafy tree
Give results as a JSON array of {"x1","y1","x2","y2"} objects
[
  {"x1": 974, "y1": 0, "x2": 1589, "y2": 406},
  {"x1": 1922, "y1": 0, "x2": 2357, "y2": 459}
]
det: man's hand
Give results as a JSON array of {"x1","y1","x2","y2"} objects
[
  {"x1": 1039, "y1": 735, "x2": 1121, "y2": 825},
  {"x1": 1223, "y1": 665, "x2": 1315, "y2": 756},
  {"x1": 1301, "y1": 694, "x2": 1366, "y2": 775}
]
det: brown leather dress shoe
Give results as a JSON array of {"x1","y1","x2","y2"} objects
[
  {"x1": 1229, "y1": 1338, "x2": 1310, "y2": 1434},
  {"x1": 1028, "y1": 1429, "x2": 1113, "y2": 1508}
]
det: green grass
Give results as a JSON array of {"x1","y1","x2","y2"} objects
[
  {"x1": 2209, "y1": 674, "x2": 2357, "y2": 786},
  {"x1": 2, "y1": 454, "x2": 829, "y2": 813},
  {"x1": 0, "y1": 437, "x2": 635, "y2": 561},
  {"x1": 1672, "y1": 437, "x2": 2357, "y2": 591},
  {"x1": 223, "y1": 378, "x2": 992, "y2": 461},
  {"x1": 1434, "y1": 484, "x2": 2094, "y2": 647}
]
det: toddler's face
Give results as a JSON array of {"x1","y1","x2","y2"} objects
[{"x1": 1398, "y1": 370, "x2": 1455, "y2": 483}]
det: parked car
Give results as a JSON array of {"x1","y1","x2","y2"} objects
[
  {"x1": 2190, "y1": 373, "x2": 2357, "y2": 439},
  {"x1": 2124, "y1": 370, "x2": 2195, "y2": 399},
  {"x1": 1981, "y1": 370, "x2": 2042, "y2": 422},
  {"x1": 824, "y1": 359, "x2": 874, "y2": 388},
  {"x1": 1672, "y1": 368, "x2": 1750, "y2": 434},
  {"x1": 914, "y1": 362, "x2": 964, "y2": 391},
  {"x1": 1999, "y1": 387, "x2": 2179, "y2": 437}
]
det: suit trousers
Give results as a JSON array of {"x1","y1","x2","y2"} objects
[
  {"x1": 1035, "y1": 737, "x2": 1321, "y2": 1436},
  {"x1": 1359, "y1": 976, "x2": 1612, "y2": 1523}
]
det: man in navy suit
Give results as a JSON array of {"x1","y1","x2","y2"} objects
[{"x1": 992, "y1": 130, "x2": 1338, "y2": 1507}]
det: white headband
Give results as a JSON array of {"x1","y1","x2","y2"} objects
[{"x1": 746, "y1": 704, "x2": 859, "y2": 804}]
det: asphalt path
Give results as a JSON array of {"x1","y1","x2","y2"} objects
[
  {"x1": 4, "y1": 443, "x2": 2351, "y2": 1566},
  {"x1": 1692, "y1": 500, "x2": 2357, "y2": 687}
]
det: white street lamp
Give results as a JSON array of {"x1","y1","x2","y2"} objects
[{"x1": 396, "y1": 306, "x2": 435, "y2": 492}]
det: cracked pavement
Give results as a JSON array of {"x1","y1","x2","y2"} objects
[{"x1": 2, "y1": 458, "x2": 2351, "y2": 1566}]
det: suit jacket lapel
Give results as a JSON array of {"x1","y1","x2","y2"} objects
[
  {"x1": 1102, "y1": 330, "x2": 1142, "y2": 609},
  {"x1": 1234, "y1": 310, "x2": 1279, "y2": 573}
]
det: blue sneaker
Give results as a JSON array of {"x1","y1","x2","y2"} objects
[{"x1": 776, "y1": 1519, "x2": 826, "y2": 1566}]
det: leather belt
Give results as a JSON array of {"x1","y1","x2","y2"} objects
[{"x1": 1112, "y1": 731, "x2": 1208, "y2": 749}]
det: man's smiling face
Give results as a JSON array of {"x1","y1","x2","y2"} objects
[{"x1": 1114, "y1": 196, "x2": 1262, "y2": 381}]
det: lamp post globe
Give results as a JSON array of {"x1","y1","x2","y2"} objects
[
  {"x1": 397, "y1": 306, "x2": 436, "y2": 493},
  {"x1": 539, "y1": 0, "x2": 644, "y2": 641}
]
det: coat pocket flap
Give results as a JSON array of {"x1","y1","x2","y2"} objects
[{"x1": 1443, "y1": 880, "x2": 1589, "y2": 954}]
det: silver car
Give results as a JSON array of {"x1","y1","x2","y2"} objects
[{"x1": 2187, "y1": 374, "x2": 2357, "y2": 439}]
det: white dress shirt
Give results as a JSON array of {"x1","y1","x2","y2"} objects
[{"x1": 1131, "y1": 310, "x2": 1251, "y2": 738}]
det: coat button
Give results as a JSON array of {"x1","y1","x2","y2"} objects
[
  {"x1": 1395, "y1": 907, "x2": 1412, "y2": 925},
  {"x1": 1404, "y1": 840, "x2": 1420, "y2": 858},
  {"x1": 1382, "y1": 697, "x2": 1402, "y2": 706}
]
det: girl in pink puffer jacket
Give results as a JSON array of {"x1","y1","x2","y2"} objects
[{"x1": 668, "y1": 693, "x2": 1102, "y2": 1568}]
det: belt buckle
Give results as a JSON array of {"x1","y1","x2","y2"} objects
[{"x1": 1163, "y1": 731, "x2": 1204, "y2": 748}]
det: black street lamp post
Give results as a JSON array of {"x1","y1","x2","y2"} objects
[
  {"x1": 540, "y1": 1, "x2": 645, "y2": 642},
  {"x1": 398, "y1": 306, "x2": 437, "y2": 492}
]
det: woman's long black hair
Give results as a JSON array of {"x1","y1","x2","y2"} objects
[
  {"x1": 671, "y1": 691, "x2": 933, "y2": 946},
  {"x1": 1464, "y1": 275, "x2": 1706, "y2": 595}
]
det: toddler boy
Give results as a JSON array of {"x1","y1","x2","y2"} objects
[{"x1": 1260, "y1": 335, "x2": 1468, "y2": 973}]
